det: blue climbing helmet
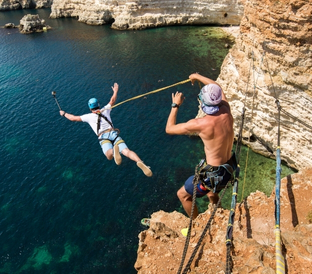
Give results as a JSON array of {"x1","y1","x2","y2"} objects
[{"x1": 88, "y1": 98, "x2": 99, "y2": 109}]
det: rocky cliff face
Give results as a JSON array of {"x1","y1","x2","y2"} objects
[
  {"x1": 133, "y1": 1, "x2": 312, "y2": 272},
  {"x1": 49, "y1": 0, "x2": 244, "y2": 29},
  {"x1": 135, "y1": 168, "x2": 312, "y2": 273},
  {"x1": 0, "y1": 0, "x2": 52, "y2": 10},
  {"x1": 216, "y1": 0, "x2": 312, "y2": 170}
]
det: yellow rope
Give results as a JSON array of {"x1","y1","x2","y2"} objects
[{"x1": 112, "y1": 79, "x2": 191, "y2": 108}]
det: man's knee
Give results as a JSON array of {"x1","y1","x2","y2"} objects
[
  {"x1": 105, "y1": 149, "x2": 113, "y2": 160},
  {"x1": 177, "y1": 186, "x2": 190, "y2": 201},
  {"x1": 207, "y1": 192, "x2": 219, "y2": 203},
  {"x1": 121, "y1": 148, "x2": 130, "y2": 156}
]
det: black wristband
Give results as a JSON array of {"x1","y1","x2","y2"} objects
[
  {"x1": 171, "y1": 103, "x2": 179, "y2": 108},
  {"x1": 63, "y1": 112, "x2": 66, "y2": 117}
]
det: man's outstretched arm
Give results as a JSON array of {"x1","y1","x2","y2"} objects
[
  {"x1": 108, "y1": 83, "x2": 119, "y2": 107},
  {"x1": 59, "y1": 110, "x2": 82, "y2": 122}
]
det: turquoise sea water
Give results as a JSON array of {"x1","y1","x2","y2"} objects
[{"x1": 0, "y1": 9, "x2": 294, "y2": 274}]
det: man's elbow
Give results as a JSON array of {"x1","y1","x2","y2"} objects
[
  {"x1": 72, "y1": 116, "x2": 82, "y2": 122},
  {"x1": 165, "y1": 127, "x2": 174, "y2": 135},
  {"x1": 110, "y1": 98, "x2": 116, "y2": 106}
]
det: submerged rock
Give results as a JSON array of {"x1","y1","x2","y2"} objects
[
  {"x1": 19, "y1": 14, "x2": 51, "y2": 34},
  {"x1": 4, "y1": 23, "x2": 16, "y2": 28}
]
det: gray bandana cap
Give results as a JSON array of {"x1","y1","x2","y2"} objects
[
  {"x1": 200, "y1": 84, "x2": 222, "y2": 106},
  {"x1": 201, "y1": 104, "x2": 219, "y2": 115}
]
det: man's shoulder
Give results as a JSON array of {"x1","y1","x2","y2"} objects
[
  {"x1": 80, "y1": 112, "x2": 95, "y2": 121},
  {"x1": 190, "y1": 116, "x2": 214, "y2": 131},
  {"x1": 101, "y1": 103, "x2": 112, "y2": 110}
]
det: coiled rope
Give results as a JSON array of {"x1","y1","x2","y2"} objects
[
  {"x1": 177, "y1": 179, "x2": 230, "y2": 274},
  {"x1": 176, "y1": 162, "x2": 203, "y2": 274},
  {"x1": 182, "y1": 185, "x2": 229, "y2": 274}
]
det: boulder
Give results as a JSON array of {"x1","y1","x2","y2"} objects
[
  {"x1": 19, "y1": 14, "x2": 51, "y2": 34},
  {"x1": 4, "y1": 23, "x2": 16, "y2": 28}
]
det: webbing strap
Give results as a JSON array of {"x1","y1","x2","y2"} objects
[
  {"x1": 100, "y1": 138, "x2": 125, "y2": 146},
  {"x1": 97, "y1": 112, "x2": 114, "y2": 135},
  {"x1": 100, "y1": 140, "x2": 111, "y2": 146},
  {"x1": 114, "y1": 139, "x2": 124, "y2": 146},
  {"x1": 200, "y1": 163, "x2": 235, "y2": 193}
]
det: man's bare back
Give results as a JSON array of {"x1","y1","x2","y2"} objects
[{"x1": 197, "y1": 102, "x2": 234, "y2": 166}]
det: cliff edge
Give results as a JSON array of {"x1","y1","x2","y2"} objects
[{"x1": 135, "y1": 168, "x2": 312, "y2": 273}]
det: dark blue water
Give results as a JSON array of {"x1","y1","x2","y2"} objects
[{"x1": 0, "y1": 9, "x2": 294, "y2": 274}]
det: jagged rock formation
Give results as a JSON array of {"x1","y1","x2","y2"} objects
[
  {"x1": 49, "y1": 0, "x2": 244, "y2": 30},
  {"x1": 0, "y1": 0, "x2": 52, "y2": 10},
  {"x1": 216, "y1": 0, "x2": 312, "y2": 170},
  {"x1": 134, "y1": 168, "x2": 312, "y2": 273},
  {"x1": 19, "y1": 14, "x2": 51, "y2": 33}
]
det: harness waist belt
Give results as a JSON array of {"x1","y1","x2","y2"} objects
[
  {"x1": 199, "y1": 153, "x2": 237, "y2": 192},
  {"x1": 98, "y1": 128, "x2": 113, "y2": 137}
]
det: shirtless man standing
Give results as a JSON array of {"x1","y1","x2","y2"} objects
[{"x1": 166, "y1": 73, "x2": 236, "y2": 219}]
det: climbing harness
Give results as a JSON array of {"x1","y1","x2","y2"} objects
[
  {"x1": 199, "y1": 154, "x2": 237, "y2": 193},
  {"x1": 96, "y1": 112, "x2": 123, "y2": 147}
]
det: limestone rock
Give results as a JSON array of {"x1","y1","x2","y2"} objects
[
  {"x1": 0, "y1": 0, "x2": 52, "y2": 10},
  {"x1": 216, "y1": 0, "x2": 312, "y2": 170},
  {"x1": 135, "y1": 168, "x2": 312, "y2": 273},
  {"x1": 4, "y1": 22, "x2": 16, "y2": 28},
  {"x1": 19, "y1": 14, "x2": 51, "y2": 33},
  {"x1": 49, "y1": 0, "x2": 244, "y2": 29}
]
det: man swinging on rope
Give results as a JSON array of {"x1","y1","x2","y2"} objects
[
  {"x1": 59, "y1": 83, "x2": 152, "y2": 177},
  {"x1": 166, "y1": 73, "x2": 236, "y2": 219}
]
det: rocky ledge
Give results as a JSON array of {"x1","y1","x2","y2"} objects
[
  {"x1": 0, "y1": 0, "x2": 52, "y2": 10},
  {"x1": 135, "y1": 168, "x2": 312, "y2": 273},
  {"x1": 49, "y1": 0, "x2": 244, "y2": 30}
]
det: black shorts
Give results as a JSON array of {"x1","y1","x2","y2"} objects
[{"x1": 184, "y1": 166, "x2": 232, "y2": 197}]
